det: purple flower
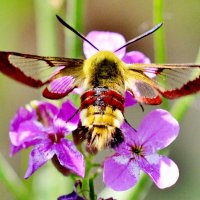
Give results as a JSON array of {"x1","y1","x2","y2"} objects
[
  {"x1": 103, "y1": 109, "x2": 179, "y2": 191},
  {"x1": 10, "y1": 100, "x2": 85, "y2": 178},
  {"x1": 122, "y1": 51, "x2": 150, "y2": 64},
  {"x1": 83, "y1": 31, "x2": 126, "y2": 59},
  {"x1": 58, "y1": 192, "x2": 84, "y2": 200},
  {"x1": 57, "y1": 180, "x2": 84, "y2": 200},
  {"x1": 83, "y1": 31, "x2": 151, "y2": 107}
]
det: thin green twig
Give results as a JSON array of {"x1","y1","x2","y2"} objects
[
  {"x1": 34, "y1": 0, "x2": 59, "y2": 56},
  {"x1": 153, "y1": 0, "x2": 169, "y2": 110},
  {"x1": 65, "y1": 0, "x2": 84, "y2": 58},
  {"x1": 89, "y1": 178, "x2": 97, "y2": 200},
  {"x1": 153, "y1": 0, "x2": 166, "y2": 63}
]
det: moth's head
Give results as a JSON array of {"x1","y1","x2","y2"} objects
[{"x1": 83, "y1": 50, "x2": 124, "y2": 76}]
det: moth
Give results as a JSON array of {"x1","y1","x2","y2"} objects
[{"x1": 0, "y1": 15, "x2": 200, "y2": 153}]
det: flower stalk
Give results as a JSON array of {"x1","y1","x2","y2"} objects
[
  {"x1": 89, "y1": 178, "x2": 97, "y2": 200},
  {"x1": 34, "y1": 0, "x2": 59, "y2": 56},
  {"x1": 153, "y1": 0, "x2": 166, "y2": 63},
  {"x1": 65, "y1": 0, "x2": 84, "y2": 58}
]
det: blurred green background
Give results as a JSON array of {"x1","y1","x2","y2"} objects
[{"x1": 0, "y1": 0, "x2": 200, "y2": 199}]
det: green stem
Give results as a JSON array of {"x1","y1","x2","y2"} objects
[
  {"x1": 65, "y1": 0, "x2": 84, "y2": 106},
  {"x1": 34, "y1": 0, "x2": 59, "y2": 55},
  {"x1": 89, "y1": 178, "x2": 97, "y2": 200},
  {"x1": 153, "y1": 0, "x2": 169, "y2": 110},
  {"x1": 81, "y1": 178, "x2": 89, "y2": 199},
  {"x1": 65, "y1": 0, "x2": 84, "y2": 58},
  {"x1": 153, "y1": 0, "x2": 166, "y2": 63},
  {"x1": 81, "y1": 152, "x2": 101, "y2": 200},
  {"x1": 0, "y1": 153, "x2": 29, "y2": 200}
]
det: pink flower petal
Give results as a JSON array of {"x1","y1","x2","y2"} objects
[
  {"x1": 57, "y1": 100, "x2": 80, "y2": 129},
  {"x1": 10, "y1": 107, "x2": 37, "y2": 133},
  {"x1": 122, "y1": 51, "x2": 150, "y2": 64},
  {"x1": 55, "y1": 139, "x2": 85, "y2": 177},
  {"x1": 103, "y1": 154, "x2": 140, "y2": 191},
  {"x1": 139, "y1": 155, "x2": 179, "y2": 189},
  {"x1": 10, "y1": 120, "x2": 45, "y2": 146},
  {"x1": 122, "y1": 51, "x2": 157, "y2": 78},
  {"x1": 138, "y1": 109, "x2": 179, "y2": 152},
  {"x1": 24, "y1": 140, "x2": 54, "y2": 178},
  {"x1": 36, "y1": 101, "x2": 58, "y2": 124},
  {"x1": 83, "y1": 31, "x2": 126, "y2": 58},
  {"x1": 120, "y1": 121, "x2": 139, "y2": 147}
]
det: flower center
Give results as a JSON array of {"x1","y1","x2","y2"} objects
[
  {"x1": 131, "y1": 146, "x2": 143, "y2": 156},
  {"x1": 48, "y1": 132, "x2": 64, "y2": 143}
]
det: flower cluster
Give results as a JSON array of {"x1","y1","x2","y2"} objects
[
  {"x1": 10, "y1": 100, "x2": 84, "y2": 178},
  {"x1": 9, "y1": 30, "x2": 180, "y2": 199}
]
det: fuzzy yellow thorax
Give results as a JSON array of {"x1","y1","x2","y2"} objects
[{"x1": 82, "y1": 51, "x2": 126, "y2": 93}]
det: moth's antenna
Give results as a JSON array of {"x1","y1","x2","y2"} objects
[
  {"x1": 66, "y1": 108, "x2": 80, "y2": 123},
  {"x1": 56, "y1": 15, "x2": 99, "y2": 52},
  {"x1": 114, "y1": 23, "x2": 163, "y2": 53}
]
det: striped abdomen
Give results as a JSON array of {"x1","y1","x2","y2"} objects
[{"x1": 73, "y1": 86, "x2": 125, "y2": 153}]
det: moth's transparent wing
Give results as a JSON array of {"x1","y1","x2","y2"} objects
[
  {"x1": 126, "y1": 63, "x2": 200, "y2": 104},
  {"x1": 0, "y1": 51, "x2": 85, "y2": 99}
]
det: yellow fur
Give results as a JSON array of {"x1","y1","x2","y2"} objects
[
  {"x1": 80, "y1": 105, "x2": 124, "y2": 151},
  {"x1": 89, "y1": 126, "x2": 116, "y2": 150},
  {"x1": 80, "y1": 51, "x2": 129, "y2": 151},
  {"x1": 82, "y1": 51, "x2": 126, "y2": 93}
]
